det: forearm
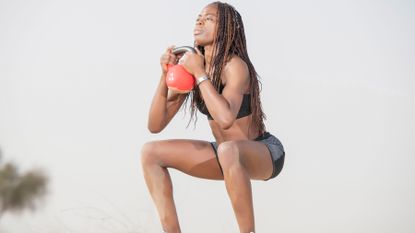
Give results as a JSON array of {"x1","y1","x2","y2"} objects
[
  {"x1": 147, "y1": 74, "x2": 169, "y2": 132},
  {"x1": 198, "y1": 79, "x2": 234, "y2": 128}
]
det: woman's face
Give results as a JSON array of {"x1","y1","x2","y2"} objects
[{"x1": 193, "y1": 4, "x2": 218, "y2": 46}]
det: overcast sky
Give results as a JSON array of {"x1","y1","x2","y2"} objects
[{"x1": 1, "y1": 0, "x2": 414, "y2": 232}]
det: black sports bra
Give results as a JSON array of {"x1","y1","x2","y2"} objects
[{"x1": 196, "y1": 84, "x2": 252, "y2": 120}]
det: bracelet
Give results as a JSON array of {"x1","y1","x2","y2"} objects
[{"x1": 196, "y1": 75, "x2": 209, "y2": 85}]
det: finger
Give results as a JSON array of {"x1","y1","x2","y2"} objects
[
  {"x1": 194, "y1": 47, "x2": 203, "y2": 55},
  {"x1": 168, "y1": 54, "x2": 176, "y2": 64},
  {"x1": 161, "y1": 53, "x2": 171, "y2": 62},
  {"x1": 178, "y1": 54, "x2": 186, "y2": 64},
  {"x1": 161, "y1": 54, "x2": 172, "y2": 65},
  {"x1": 160, "y1": 54, "x2": 167, "y2": 64},
  {"x1": 166, "y1": 45, "x2": 176, "y2": 54},
  {"x1": 181, "y1": 53, "x2": 190, "y2": 63}
]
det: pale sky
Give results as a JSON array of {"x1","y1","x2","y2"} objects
[{"x1": 1, "y1": 0, "x2": 414, "y2": 232}]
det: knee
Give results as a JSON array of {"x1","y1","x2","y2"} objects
[
  {"x1": 140, "y1": 141, "x2": 160, "y2": 166},
  {"x1": 217, "y1": 141, "x2": 241, "y2": 170}
]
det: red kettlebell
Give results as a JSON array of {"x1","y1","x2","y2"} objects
[{"x1": 166, "y1": 46, "x2": 196, "y2": 93}]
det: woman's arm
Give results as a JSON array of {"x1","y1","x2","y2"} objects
[
  {"x1": 197, "y1": 57, "x2": 250, "y2": 129},
  {"x1": 147, "y1": 74, "x2": 187, "y2": 133},
  {"x1": 182, "y1": 51, "x2": 249, "y2": 129},
  {"x1": 147, "y1": 47, "x2": 188, "y2": 133}
]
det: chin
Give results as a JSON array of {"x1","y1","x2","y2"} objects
[
  {"x1": 193, "y1": 38, "x2": 203, "y2": 45},
  {"x1": 194, "y1": 39, "x2": 211, "y2": 47},
  {"x1": 193, "y1": 35, "x2": 209, "y2": 46}
]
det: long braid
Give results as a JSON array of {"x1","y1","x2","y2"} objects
[{"x1": 187, "y1": 2, "x2": 266, "y2": 135}]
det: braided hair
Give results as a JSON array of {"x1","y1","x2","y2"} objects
[{"x1": 185, "y1": 1, "x2": 266, "y2": 135}]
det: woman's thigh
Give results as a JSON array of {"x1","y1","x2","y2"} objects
[
  {"x1": 141, "y1": 139, "x2": 224, "y2": 180},
  {"x1": 217, "y1": 140, "x2": 274, "y2": 180}
]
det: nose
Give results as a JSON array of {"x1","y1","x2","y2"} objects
[{"x1": 196, "y1": 17, "x2": 203, "y2": 26}]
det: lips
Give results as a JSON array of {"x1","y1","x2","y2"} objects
[{"x1": 193, "y1": 29, "x2": 203, "y2": 35}]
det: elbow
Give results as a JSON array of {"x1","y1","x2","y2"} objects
[
  {"x1": 147, "y1": 114, "x2": 169, "y2": 134},
  {"x1": 147, "y1": 122, "x2": 163, "y2": 134},
  {"x1": 217, "y1": 115, "x2": 234, "y2": 130},
  {"x1": 148, "y1": 127, "x2": 162, "y2": 134}
]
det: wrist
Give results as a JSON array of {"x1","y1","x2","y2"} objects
[
  {"x1": 194, "y1": 70, "x2": 207, "y2": 79},
  {"x1": 161, "y1": 69, "x2": 168, "y2": 77},
  {"x1": 196, "y1": 75, "x2": 209, "y2": 86}
]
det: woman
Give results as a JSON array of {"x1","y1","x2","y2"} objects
[{"x1": 141, "y1": 2, "x2": 285, "y2": 233}]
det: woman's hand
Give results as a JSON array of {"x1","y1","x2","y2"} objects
[
  {"x1": 180, "y1": 47, "x2": 206, "y2": 78},
  {"x1": 160, "y1": 45, "x2": 177, "y2": 75}
]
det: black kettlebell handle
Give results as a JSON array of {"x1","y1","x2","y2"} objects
[{"x1": 172, "y1": 46, "x2": 196, "y2": 55}]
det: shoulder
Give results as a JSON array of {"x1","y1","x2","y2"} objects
[
  {"x1": 224, "y1": 55, "x2": 249, "y2": 75},
  {"x1": 222, "y1": 55, "x2": 250, "y2": 86}
]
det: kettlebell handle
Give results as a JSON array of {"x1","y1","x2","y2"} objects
[{"x1": 172, "y1": 46, "x2": 196, "y2": 55}]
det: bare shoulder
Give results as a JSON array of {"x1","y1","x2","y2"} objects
[{"x1": 223, "y1": 55, "x2": 250, "y2": 86}]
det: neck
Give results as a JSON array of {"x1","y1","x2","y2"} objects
[{"x1": 203, "y1": 44, "x2": 214, "y2": 72}]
